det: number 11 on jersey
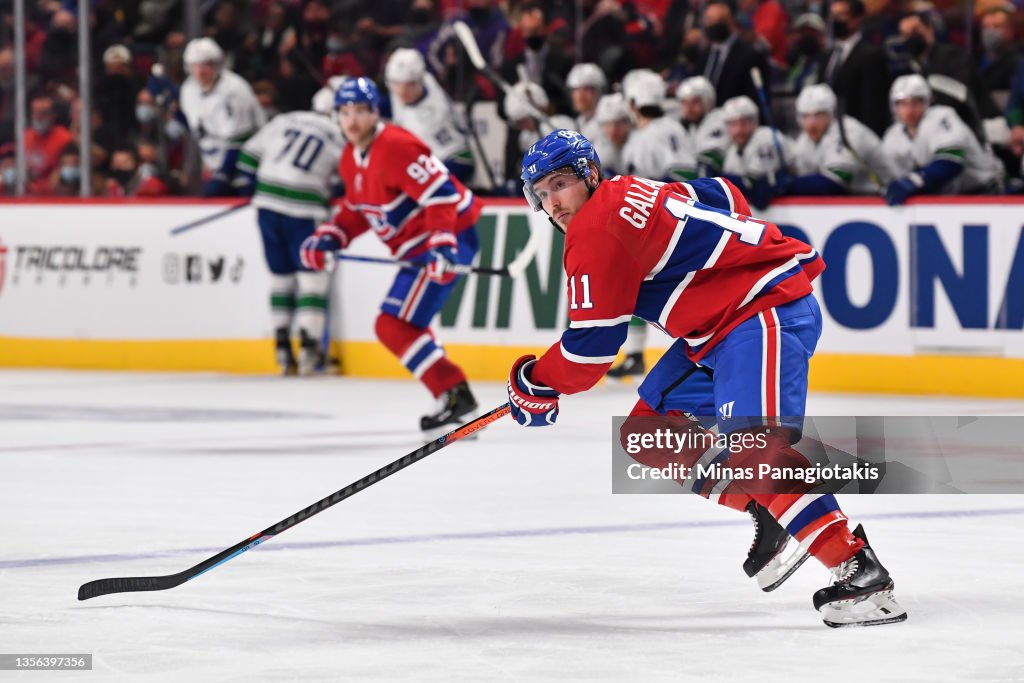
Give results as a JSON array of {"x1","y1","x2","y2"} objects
[{"x1": 569, "y1": 274, "x2": 594, "y2": 310}]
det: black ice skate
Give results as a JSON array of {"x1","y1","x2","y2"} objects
[
  {"x1": 420, "y1": 382, "x2": 478, "y2": 432},
  {"x1": 297, "y1": 329, "x2": 325, "y2": 376},
  {"x1": 606, "y1": 352, "x2": 645, "y2": 380},
  {"x1": 812, "y1": 524, "x2": 908, "y2": 628},
  {"x1": 275, "y1": 328, "x2": 297, "y2": 376},
  {"x1": 744, "y1": 500, "x2": 810, "y2": 591}
]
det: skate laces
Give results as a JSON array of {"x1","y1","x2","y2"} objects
[
  {"x1": 832, "y1": 558, "x2": 859, "y2": 584},
  {"x1": 748, "y1": 509, "x2": 761, "y2": 553}
]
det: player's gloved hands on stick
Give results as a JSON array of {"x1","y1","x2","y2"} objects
[
  {"x1": 507, "y1": 354, "x2": 560, "y2": 427},
  {"x1": 200, "y1": 171, "x2": 235, "y2": 198},
  {"x1": 424, "y1": 232, "x2": 460, "y2": 284},
  {"x1": 884, "y1": 175, "x2": 921, "y2": 206},
  {"x1": 300, "y1": 223, "x2": 348, "y2": 272}
]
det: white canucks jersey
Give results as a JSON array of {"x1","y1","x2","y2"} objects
[
  {"x1": 516, "y1": 114, "x2": 577, "y2": 154},
  {"x1": 390, "y1": 73, "x2": 472, "y2": 169},
  {"x1": 682, "y1": 108, "x2": 728, "y2": 174},
  {"x1": 180, "y1": 69, "x2": 266, "y2": 175},
  {"x1": 723, "y1": 126, "x2": 795, "y2": 182},
  {"x1": 880, "y1": 105, "x2": 1003, "y2": 194},
  {"x1": 594, "y1": 138, "x2": 626, "y2": 178},
  {"x1": 621, "y1": 116, "x2": 697, "y2": 181},
  {"x1": 579, "y1": 113, "x2": 620, "y2": 176},
  {"x1": 577, "y1": 111, "x2": 603, "y2": 147},
  {"x1": 237, "y1": 111, "x2": 345, "y2": 220},
  {"x1": 793, "y1": 115, "x2": 895, "y2": 194}
]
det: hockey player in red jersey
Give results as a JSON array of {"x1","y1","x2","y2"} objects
[
  {"x1": 505, "y1": 129, "x2": 906, "y2": 627},
  {"x1": 301, "y1": 77, "x2": 481, "y2": 432}
]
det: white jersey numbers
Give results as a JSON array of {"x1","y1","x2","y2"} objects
[
  {"x1": 664, "y1": 195, "x2": 766, "y2": 246},
  {"x1": 406, "y1": 154, "x2": 445, "y2": 184},
  {"x1": 569, "y1": 274, "x2": 595, "y2": 310}
]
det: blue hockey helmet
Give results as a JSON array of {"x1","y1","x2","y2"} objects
[
  {"x1": 335, "y1": 77, "x2": 381, "y2": 111},
  {"x1": 521, "y1": 130, "x2": 601, "y2": 211}
]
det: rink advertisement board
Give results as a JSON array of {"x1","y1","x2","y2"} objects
[
  {"x1": 0, "y1": 200, "x2": 277, "y2": 372},
  {"x1": 1, "y1": 197, "x2": 1022, "y2": 395}
]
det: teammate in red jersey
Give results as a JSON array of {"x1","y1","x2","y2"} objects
[
  {"x1": 301, "y1": 77, "x2": 481, "y2": 432},
  {"x1": 505, "y1": 129, "x2": 906, "y2": 627}
]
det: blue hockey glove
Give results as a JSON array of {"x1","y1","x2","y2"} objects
[
  {"x1": 507, "y1": 355, "x2": 560, "y2": 427},
  {"x1": 884, "y1": 176, "x2": 921, "y2": 206}
]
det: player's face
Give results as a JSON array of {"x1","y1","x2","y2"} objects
[
  {"x1": 800, "y1": 111, "x2": 832, "y2": 142},
  {"x1": 680, "y1": 97, "x2": 706, "y2": 124},
  {"x1": 338, "y1": 103, "x2": 380, "y2": 148},
  {"x1": 727, "y1": 117, "x2": 757, "y2": 147},
  {"x1": 190, "y1": 62, "x2": 218, "y2": 90},
  {"x1": 389, "y1": 80, "x2": 423, "y2": 106},
  {"x1": 602, "y1": 119, "x2": 631, "y2": 148},
  {"x1": 571, "y1": 87, "x2": 599, "y2": 116},
  {"x1": 894, "y1": 98, "x2": 926, "y2": 129},
  {"x1": 533, "y1": 169, "x2": 592, "y2": 231}
]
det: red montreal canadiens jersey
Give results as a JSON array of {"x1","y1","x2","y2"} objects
[
  {"x1": 532, "y1": 175, "x2": 824, "y2": 394},
  {"x1": 331, "y1": 123, "x2": 481, "y2": 257}
]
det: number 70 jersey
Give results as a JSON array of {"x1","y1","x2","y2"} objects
[
  {"x1": 532, "y1": 175, "x2": 824, "y2": 394},
  {"x1": 240, "y1": 111, "x2": 346, "y2": 220}
]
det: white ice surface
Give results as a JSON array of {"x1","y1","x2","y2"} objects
[{"x1": 1, "y1": 370, "x2": 1023, "y2": 682}]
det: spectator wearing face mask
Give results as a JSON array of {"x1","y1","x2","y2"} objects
[
  {"x1": 698, "y1": 0, "x2": 771, "y2": 107},
  {"x1": 896, "y1": 10, "x2": 992, "y2": 143},
  {"x1": 500, "y1": 2, "x2": 574, "y2": 116},
  {"x1": 977, "y1": 5, "x2": 1021, "y2": 118},
  {"x1": 133, "y1": 88, "x2": 187, "y2": 179},
  {"x1": 784, "y1": 13, "x2": 828, "y2": 95},
  {"x1": 45, "y1": 146, "x2": 105, "y2": 197},
  {"x1": 818, "y1": 0, "x2": 891, "y2": 137},
  {"x1": 0, "y1": 143, "x2": 17, "y2": 196},
  {"x1": 103, "y1": 146, "x2": 170, "y2": 197},
  {"x1": 95, "y1": 45, "x2": 141, "y2": 137},
  {"x1": 25, "y1": 95, "x2": 73, "y2": 195}
]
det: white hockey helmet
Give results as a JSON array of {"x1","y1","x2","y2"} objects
[
  {"x1": 385, "y1": 48, "x2": 426, "y2": 84},
  {"x1": 311, "y1": 76, "x2": 348, "y2": 115},
  {"x1": 890, "y1": 74, "x2": 931, "y2": 105},
  {"x1": 183, "y1": 37, "x2": 224, "y2": 67},
  {"x1": 795, "y1": 84, "x2": 837, "y2": 115},
  {"x1": 622, "y1": 69, "x2": 665, "y2": 109},
  {"x1": 676, "y1": 76, "x2": 716, "y2": 109},
  {"x1": 721, "y1": 95, "x2": 759, "y2": 124},
  {"x1": 595, "y1": 93, "x2": 631, "y2": 123},
  {"x1": 566, "y1": 63, "x2": 607, "y2": 91},
  {"x1": 505, "y1": 80, "x2": 550, "y2": 122}
]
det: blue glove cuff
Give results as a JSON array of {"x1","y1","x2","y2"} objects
[
  {"x1": 791, "y1": 173, "x2": 846, "y2": 196},
  {"x1": 917, "y1": 159, "x2": 962, "y2": 190}
]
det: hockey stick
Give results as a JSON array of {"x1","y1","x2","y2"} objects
[
  {"x1": 334, "y1": 250, "x2": 530, "y2": 278},
  {"x1": 170, "y1": 200, "x2": 252, "y2": 236},
  {"x1": 835, "y1": 97, "x2": 884, "y2": 191},
  {"x1": 78, "y1": 403, "x2": 511, "y2": 601},
  {"x1": 462, "y1": 90, "x2": 500, "y2": 191},
  {"x1": 453, "y1": 21, "x2": 552, "y2": 128},
  {"x1": 749, "y1": 67, "x2": 787, "y2": 184}
]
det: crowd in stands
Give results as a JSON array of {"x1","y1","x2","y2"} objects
[{"x1": 2, "y1": 0, "x2": 1024, "y2": 204}]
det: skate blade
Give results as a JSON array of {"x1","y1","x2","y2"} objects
[
  {"x1": 757, "y1": 542, "x2": 812, "y2": 592},
  {"x1": 819, "y1": 589, "x2": 908, "y2": 628}
]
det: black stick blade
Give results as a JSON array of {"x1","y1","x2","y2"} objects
[{"x1": 78, "y1": 574, "x2": 186, "y2": 600}]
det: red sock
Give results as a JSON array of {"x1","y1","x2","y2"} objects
[{"x1": 375, "y1": 314, "x2": 466, "y2": 397}]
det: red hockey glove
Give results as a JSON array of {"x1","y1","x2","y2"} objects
[
  {"x1": 299, "y1": 223, "x2": 348, "y2": 272},
  {"x1": 507, "y1": 355, "x2": 560, "y2": 427},
  {"x1": 424, "y1": 231, "x2": 459, "y2": 284}
]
